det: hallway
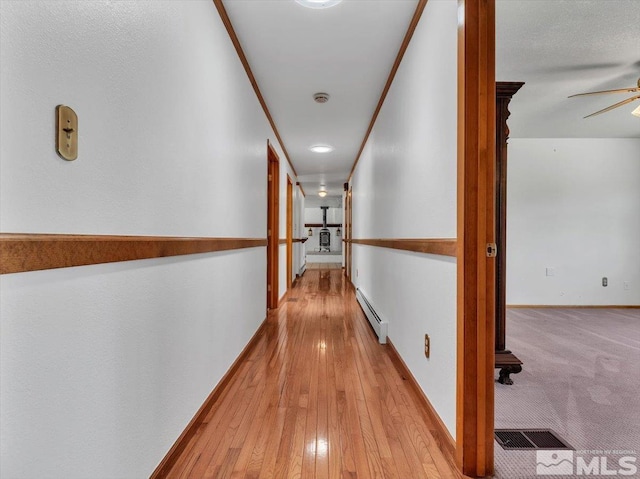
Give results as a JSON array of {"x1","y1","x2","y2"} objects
[{"x1": 163, "y1": 268, "x2": 460, "y2": 479}]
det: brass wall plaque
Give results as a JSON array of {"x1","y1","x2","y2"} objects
[{"x1": 56, "y1": 105, "x2": 78, "y2": 161}]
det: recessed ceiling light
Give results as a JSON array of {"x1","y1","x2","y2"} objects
[
  {"x1": 309, "y1": 145, "x2": 333, "y2": 153},
  {"x1": 295, "y1": 0, "x2": 342, "y2": 9}
]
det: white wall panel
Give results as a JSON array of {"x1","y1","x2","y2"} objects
[
  {"x1": 0, "y1": 1, "x2": 286, "y2": 476},
  {"x1": 507, "y1": 138, "x2": 640, "y2": 305},
  {"x1": 350, "y1": 0, "x2": 458, "y2": 437},
  {"x1": 1, "y1": 250, "x2": 265, "y2": 478}
]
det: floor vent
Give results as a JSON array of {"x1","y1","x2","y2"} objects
[
  {"x1": 355, "y1": 288, "x2": 387, "y2": 344},
  {"x1": 495, "y1": 429, "x2": 573, "y2": 450}
]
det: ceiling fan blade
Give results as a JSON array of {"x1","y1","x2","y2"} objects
[
  {"x1": 583, "y1": 95, "x2": 640, "y2": 118},
  {"x1": 569, "y1": 86, "x2": 639, "y2": 98}
]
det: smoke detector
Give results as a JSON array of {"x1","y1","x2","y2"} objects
[{"x1": 313, "y1": 92, "x2": 330, "y2": 104}]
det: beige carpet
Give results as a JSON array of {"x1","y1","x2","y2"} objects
[{"x1": 494, "y1": 308, "x2": 640, "y2": 479}]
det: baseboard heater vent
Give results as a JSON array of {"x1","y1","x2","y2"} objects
[
  {"x1": 355, "y1": 288, "x2": 387, "y2": 344},
  {"x1": 495, "y1": 429, "x2": 573, "y2": 450}
]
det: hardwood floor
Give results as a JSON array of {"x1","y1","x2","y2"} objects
[
  {"x1": 163, "y1": 268, "x2": 460, "y2": 479},
  {"x1": 304, "y1": 262, "x2": 343, "y2": 270}
]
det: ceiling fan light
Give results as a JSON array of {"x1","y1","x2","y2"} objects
[{"x1": 632, "y1": 104, "x2": 640, "y2": 117}]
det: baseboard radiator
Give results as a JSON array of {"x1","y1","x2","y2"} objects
[{"x1": 355, "y1": 288, "x2": 387, "y2": 344}]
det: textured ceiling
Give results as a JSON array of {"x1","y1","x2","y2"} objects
[
  {"x1": 223, "y1": 0, "x2": 639, "y2": 200},
  {"x1": 497, "y1": 0, "x2": 640, "y2": 139}
]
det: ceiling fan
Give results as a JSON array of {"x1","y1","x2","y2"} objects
[{"x1": 569, "y1": 78, "x2": 640, "y2": 118}]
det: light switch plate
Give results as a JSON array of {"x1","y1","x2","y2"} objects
[{"x1": 56, "y1": 105, "x2": 78, "y2": 161}]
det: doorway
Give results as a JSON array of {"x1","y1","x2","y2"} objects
[{"x1": 267, "y1": 141, "x2": 280, "y2": 309}]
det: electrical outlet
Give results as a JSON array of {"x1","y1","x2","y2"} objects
[
  {"x1": 546, "y1": 267, "x2": 555, "y2": 277},
  {"x1": 624, "y1": 281, "x2": 630, "y2": 291},
  {"x1": 602, "y1": 277, "x2": 608, "y2": 287},
  {"x1": 424, "y1": 334, "x2": 430, "y2": 359}
]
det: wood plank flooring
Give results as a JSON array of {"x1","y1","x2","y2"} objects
[{"x1": 163, "y1": 268, "x2": 461, "y2": 479}]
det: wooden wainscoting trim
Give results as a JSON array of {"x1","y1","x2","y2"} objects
[
  {"x1": 348, "y1": 238, "x2": 457, "y2": 257},
  {"x1": 507, "y1": 304, "x2": 640, "y2": 309},
  {"x1": 304, "y1": 223, "x2": 342, "y2": 228},
  {"x1": 386, "y1": 338, "x2": 457, "y2": 461},
  {"x1": 212, "y1": 0, "x2": 297, "y2": 178},
  {"x1": 150, "y1": 317, "x2": 269, "y2": 479},
  {"x1": 0, "y1": 234, "x2": 267, "y2": 275},
  {"x1": 347, "y1": 0, "x2": 428, "y2": 182}
]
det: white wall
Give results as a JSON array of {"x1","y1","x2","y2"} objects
[
  {"x1": 0, "y1": 1, "x2": 288, "y2": 477},
  {"x1": 507, "y1": 138, "x2": 640, "y2": 305},
  {"x1": 350, "y1": 0, "x2": 458, "y2": 437},
  {"x1": 305, "y1": 206, "x2": 343, "y2": 225}
]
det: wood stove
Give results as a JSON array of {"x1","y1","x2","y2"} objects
[{"x1": 319, "y1": 206, "x2": 331, "y2": 252}]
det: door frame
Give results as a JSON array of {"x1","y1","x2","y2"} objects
[
  {"x1": 267, "y1": 141, "x2": 280, "y2": 310},
  {"x1": 456, "y1": 0, "x2": 496, "y2": 476},
  {"x1": 344, "y1": 185, "x2": 352, "y2": 281},
  {"x1": 286, "y1": 175, "x2": 293, "y2": 290}
]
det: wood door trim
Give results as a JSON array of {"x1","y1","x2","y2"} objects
[
  {"x1": 150, "y1": 316, "x2": 269, "y2": 479},
  {"x1": 347, "y1": 0, "x2": 428, "y2": 181},
  {"x1": 456, "y1": 0, "x2": 496, "y2": 476},
  {"x1": 0, "y1": 234, "x2": 266, "y2": 275},
  {"x1": 347, "y1": 238, "x2": 457, "y2": 258},
  {"x1": 267, "y1": 142, "x2": 280, "y2": 310},
  {"x1": 386, "y1": 338, "x2": 456, "y2": 461},
  {"x1": 345, "y1": 186, "x2": 352, "y2": 280},
  {"x1": 212, "y1": 0, "x2": 298, "y2": 178}
]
